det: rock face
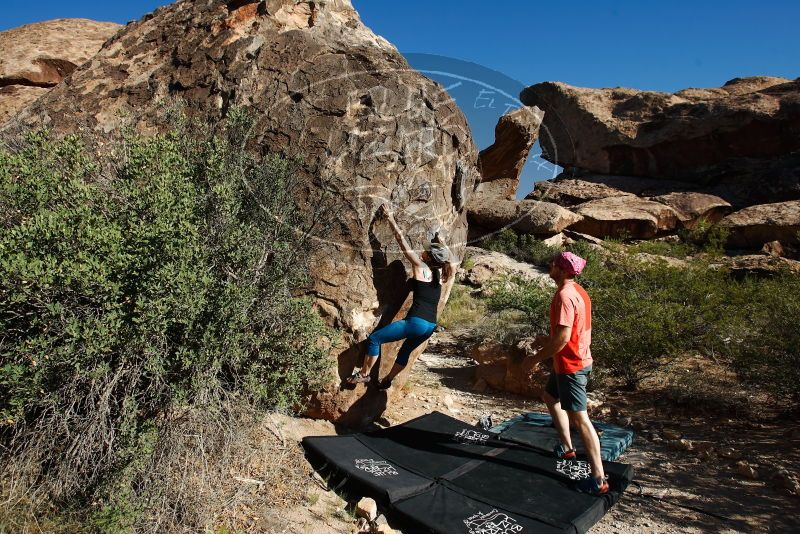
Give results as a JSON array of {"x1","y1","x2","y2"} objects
[
  {"x1": 468, "y1": 197, "x2": 582, "y2": 238},
  {"x1": 719, "y1": 201, "x2": 800, "y2": 248},
  {"x1": 476, "y1": 106, "x2": 543, "y2": 199},
  {"x1": 520, "y1": 77, "x2": 800, "y2": 191},
  {"x1": 0, "y1": 18, "x2": 121, "y2": 125},
  {"x1": 570, "y1": 196, "x2": 680, "y2": 239},
  {"x1": 5, "y1": 0, "x2": 480, "y2": 426},
  {"x1": 650, "y1": 192, "x2": 732, "y2": 229}
]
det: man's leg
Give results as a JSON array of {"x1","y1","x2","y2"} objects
[
  {"x1": 542, "y1": 372, "x2": 573, "y2": 452},
  {"x1": 568, "y1": 410, "x2": 605, "y2": 481}
]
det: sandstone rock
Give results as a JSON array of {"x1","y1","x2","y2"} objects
[
  {"x1": 469, "y1": 340, "x2": 549, "y2": 398},
  {"x1": 542, "y1": 232, "x2": 572, "y2": 248},
  {"x1": 468, "y1": 197, "x2": 582, "y2": 237},
  {"x1": 662, "y1": 429, "x2": 682, "y2": 441},
  {"x1": 477, "y1": 106, "x2": 544, "y2": 199},
  {"x1": 569, "y1": 196, "x2": 680, "y2": 239},
  {"x1": 355, "y1": 497, "x2": 377, "y2": 521},
  {"x1": 0, "y1": 18, "x2": 121, "y2": 125},
  {"x1": 462, "y1": 246, "x2": 553, "y2": 289},
  {"x1": 5, "y1": 1, "x2": 480, "y2": 427},
  {"x1": 527, "y1": 178, "x2": 634, "y2": 207},
  {"x1": 719, "y1": 201, "x2": 800, "y2": 249},
  {"x1": 520, "y1": 78, "x2": 800, "y2": 193},
  {"x1": 650, "y1": 192, "x2": 732, "y2": 228},
  {"x1": 761, "y1": 241, "x2": 785, "y2": 257},
  {"x1": 562, "y1": 229, "x2": 606, "y2": 246}
]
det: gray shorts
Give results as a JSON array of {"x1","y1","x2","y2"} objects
[{"x1": 545, "y1": 365, "x2": 592, "y2": 412}]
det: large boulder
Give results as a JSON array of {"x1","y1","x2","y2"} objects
[
  {"x1": 719, "y1": 201, "x2": 800, "y2": 249},
  {"x1": 649, "y1": 192, "x2": 732, "y2": 229},
  {"x1": 569, "y1": 196, "x2": 680, "y2": 239},
  {"x1": 520, "y1": 77, "x2": 800, "y2": 202},
  {"x1": 4, "y1": 0, "x2": 480, "y2": 427},
  {"x1": 476, "y1": 106, "x2": 543, "y2": 199},
  {"x1": 0, "y1": 18, "x2": 121, "y2": 125},
  {"x1": 468, "y1": 197, "x2": 582, "y2": 238}
]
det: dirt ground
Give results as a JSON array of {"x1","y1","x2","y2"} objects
[{"x1": 271, "y1": 330, "x2": 800, "y2": 534}]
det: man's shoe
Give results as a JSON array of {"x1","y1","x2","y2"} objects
[
  {"x1": 575, "y1": 476, "x2": 609, "y2": 495},
  {"x1": 554, "y1": 443, "x2": 577, "y2": 460}
]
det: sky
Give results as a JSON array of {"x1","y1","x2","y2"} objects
[{"x1": 3, "y1": 0, "x2": 799, "y2": 195}]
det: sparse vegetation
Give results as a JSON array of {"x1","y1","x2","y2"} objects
[
  {"x1": 0, "y1": 109, "x2": 333, "y2": 532},
  {"x1": 475, "y1": 232, "x2": 800, "y2": 398}
]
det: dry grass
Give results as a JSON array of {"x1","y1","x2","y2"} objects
[{"x1": 0, "y1": 402, "x2": 313, "y2": 533}]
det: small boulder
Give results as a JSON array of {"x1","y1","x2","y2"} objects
[
  {"x1": 355, "y1": 497, "x2": 377, "y2": 522},
  {"x1": 761, "y1": 240, "x2": 785, "y2": 257},
  {"x1": 469, "y1": 340, "x2": 549, "y2": 398},
  {"x1": 463, "y1": 246, "x2": 554, "y2": 289},
  {"x1": 569, "y1": 196, "x2": 680, "y2": 239}
]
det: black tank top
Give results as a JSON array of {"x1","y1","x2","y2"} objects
[{"x1": 407, "y1": 278, "x2": 441, "y2": 323}]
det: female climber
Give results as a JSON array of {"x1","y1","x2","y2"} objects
[{"x1": 347, "y1": 204, "x2": 454, "y2": 389}]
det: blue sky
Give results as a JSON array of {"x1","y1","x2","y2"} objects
[{"x1": 3, "y1": 0, "x2": 798, "y2": 195}]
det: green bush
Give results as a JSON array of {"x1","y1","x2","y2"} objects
[
  {"x1": 481, "y1": 229, "x2": 560, "y2": 268},
  {"x1": 0, "y1": 109, "x2": 333, "y2": 514}
]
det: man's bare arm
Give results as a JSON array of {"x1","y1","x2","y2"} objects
[{"x1": 529, "y1": 325, "x2": 571, "y2": 365}]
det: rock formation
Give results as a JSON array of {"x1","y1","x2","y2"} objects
[
  {"x1": 470, "y1": 340, "x2": 549, "y2": 398},
  {"x1": 476, "y1": 106, "x2": 543, "y2": 199},
  {"x1": 570, "y1": 196, "x2": 680, "y2": 239},
  {"x1": 4, "y1": 0, "x2": 480, "y2": 427},
  {"x1": 520, "y1": 77, "x2": 800, "y2": 194},
  {"x1": 527, "y1": 178, "x2": 635, "y2": 206},
  {"x1": 0, "y1": 18, "x2": 121, "y2": 125},
  {"x1": 719, "y1": 201, "x2": 800, "y2": 249},
  {"x1": 649, "y1": 192, "x2": 731, "y2": 229},
  {"x1": 462, "y1": 246, "x2": 553, "y2": 289},
  {"x1": 468, "y1": 197, "x2": 582, "y2": 240}
]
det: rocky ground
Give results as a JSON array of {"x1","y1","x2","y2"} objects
[{"x1": 268, "y1": 329, "x2": 800, "y2": 534}]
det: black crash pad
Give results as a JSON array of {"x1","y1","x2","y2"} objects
[{"x1": 302, "y1": 411, "x2": 633, "y2": 534}]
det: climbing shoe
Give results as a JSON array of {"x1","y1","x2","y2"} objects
[
  {"x1": 554, "y1": 443, "x2": 577, "y2": 460},
  {"x1": 575, "y1": 476, "x2": 609, "y2": 495},
  {"x1": 377, "y1": 377, "x2": 394, "y2": 390},
  {"x1": 347, "y1": 371, "x2": 371, "y2": 385}
]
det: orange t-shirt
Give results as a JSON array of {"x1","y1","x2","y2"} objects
[{"x1": 549, "y1": 281, "x2": 592, "y2": 374}]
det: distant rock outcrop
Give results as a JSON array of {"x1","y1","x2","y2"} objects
[
  {"x1": 4, "y1": 0, "x2": 481, "y2": 427},
  {"x1": 468, "y1": 197, "x2": 582, "y2": 239},
  {"x1": 0, "y1": 18, "x2": 121, "y2": 125},
  {"x1": 520, "y1": 77, "x2": 800, "y2": 195},
  {"x1": 476, "y1": 106, "x2": 543, "y2": 199}
]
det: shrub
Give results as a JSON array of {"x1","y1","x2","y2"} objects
[
  {"x1": 0, "y1": 109, "x2": 333, "y2": 525},
  {"x1": 439, "y1": 284, "x2": 486, "y2": 330},
  {"x1": 481, "y1": 229, "x2": 560, "y2": 267}
]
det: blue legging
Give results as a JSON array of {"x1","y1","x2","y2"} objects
[{"x1": 366, "y1": 316, "x2": 436, "y2": 367}]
